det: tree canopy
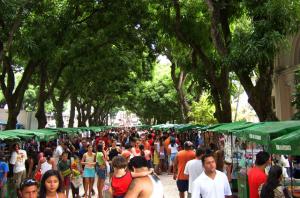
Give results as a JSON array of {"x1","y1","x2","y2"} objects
[{"x1": 0, "y1": 0, "x2": 299, "y2": 129}]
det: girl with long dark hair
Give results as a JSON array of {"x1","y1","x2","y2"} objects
[
  {"x1": 39, "y1": 169, "x2": 66, "y2": 198},
  {"x1": 260, "y1": 165, "x2": 289, "y2": 198}
]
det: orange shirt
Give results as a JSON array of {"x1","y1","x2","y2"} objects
[
  {"x1": 164, "y1": 137, "x2": 171, "y2": 155},
  {"x1": 176, "y1": 150, "x2": 195, "y2": 180},
  {"x1": 142, "y1": 141, "x2": 151, "y2": 151}
]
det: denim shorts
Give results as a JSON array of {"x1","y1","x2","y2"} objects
[{"x1": 96, "y1": 166, "x2": 107, "y2": 179}]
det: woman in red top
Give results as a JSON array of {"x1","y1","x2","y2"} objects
[{"x1": 110, "y1": 156, "x2": 152, "y2": 198}]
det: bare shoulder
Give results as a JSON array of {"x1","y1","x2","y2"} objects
[{"x1": 128, "y1": 178, "x2": 142, "y2": 190}]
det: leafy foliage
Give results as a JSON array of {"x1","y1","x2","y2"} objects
[
  {"x1": 293, "y1": 71, "x2": 300, "y2": 120},
  {"x1": 188, "y1": 93, "x2": 217, "y2": 125}
]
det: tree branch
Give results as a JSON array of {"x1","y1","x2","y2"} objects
[
  {"x1": 5, "y1": 7, "x2": 24, "y2": 53},
  {"x1": 205, "y1": 0, "x2": 228, "y2": 56}
]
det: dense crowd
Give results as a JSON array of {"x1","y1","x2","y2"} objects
[{"x1": 0, "y1": 127, "x2": 296, "y2": 198}]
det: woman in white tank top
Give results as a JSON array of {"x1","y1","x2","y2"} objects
[{"x1": 37, "y1": 148, "x2": 56, "y2": 175}]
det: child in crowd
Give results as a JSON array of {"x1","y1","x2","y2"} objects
[
  {"x1": 58, "y1": 152, "x2": 72, "y2": 198},
  {"x1": 110, "y1": 156, "x2": 153, "y2": 198},
  {"x1": 71, "y1": 155, "x2": 82, "y2": 198}
]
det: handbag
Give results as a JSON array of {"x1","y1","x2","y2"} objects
[
  {"x1": 34, "y1": 169, "x2": 42, "y2": 182},
  {"x1": 61, "y1": 168, "x2": 72, "y2": 177},
  {"x1": 71, "y1": 175, "x2": 82, "y2": 188}
]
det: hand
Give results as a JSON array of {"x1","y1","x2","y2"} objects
[{"x1": 173, "y1": 174, "x2": 177, "y2": 180}]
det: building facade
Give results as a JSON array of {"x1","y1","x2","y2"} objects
[{"x1": 273, "y1": 32, "x2": 300, "y2": 120}]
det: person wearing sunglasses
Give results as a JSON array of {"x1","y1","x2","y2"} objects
[{"x1": 19, "y1": 178, "x2": 38, "y2": 198}]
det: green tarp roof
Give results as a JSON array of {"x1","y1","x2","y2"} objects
[
  {"x1": 234, "y1": 121, "x2": 300, "y2": 145},
  {"x1": 0, "y1": 129, "x2": 59, "y2": 141},
  {"x1": 270, "y1": 129, "x2": 300, "y2": 155},
  {"x1": 0, "y1": 133, "x2": 20, "y2": 141},
  {"x1": 208, "y1": 122, "x2": 256, "y2": 134},
  {"x1": 151, "y1": 124, "x2": 202, "y2": 132}
]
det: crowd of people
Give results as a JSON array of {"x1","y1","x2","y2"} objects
[{"x1": 0, "y1": 127, "x2": 296, "y2": 198}]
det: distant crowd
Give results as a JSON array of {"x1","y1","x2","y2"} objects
[{"x1": 0, "y1": 128, "x2": 294, "y2": 198}]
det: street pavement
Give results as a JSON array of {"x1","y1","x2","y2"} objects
[{"x1": 76, "y1": 173, "x2": 180, "y2": 198}]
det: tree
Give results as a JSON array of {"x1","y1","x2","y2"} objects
[
  {"x1": 0, "y1": 0, "x2": 47, "y2": 129},
  {"x1": 229, "y1": 0, "x2": 300, "y2": 121},
  {"x1": 189, "y1": 93, "x2": 217, "y2": 125},
  {"x1": 151, "y1": 0, "x2": 233, "y2": 123}
]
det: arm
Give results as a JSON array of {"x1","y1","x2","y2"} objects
[
  {"x1": 109, "y1": 185, "x2": 113, "y2": 198},
  {"x1": 224, "y1": 174, "x2": 232, "y2": 197},
  {"x1": 10, "y1": 152, "x2": 16, "y2": 165},
  {"x1": 184, "y1": 161, "x2": 189, "y2": 177},
  {"x1": 124, "y1": 179, "x2": 142, "y2": 198},
  {"x1": 173, "y1": 155, "x2": 178, "y2": 180},
  {"x1": 51, "y1": 159, "x2": 57, "y2": 170},
  {"x1": 131, "y1": 169, "x2": 153, "y2": 178},
  {"x1": 81, "y1": 154, "x2": 87, "y2": 165},
  {"x1": 37, "y1": 159, "x2": 42, "y2": 171}
]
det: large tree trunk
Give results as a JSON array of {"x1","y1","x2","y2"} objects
[
  {"x1": 209, "y1": 72, "x2": 232, "y2": 123},
  {"x1": 51, "y1": 87, "x2": 69, "y2": 128},
  {"x1": 68, "y1": 95, "x2": 76, "y2": 127},
  {"x1": 1, "y1": 58, "x2": 39, "y2": 129},
  {"x1": 236, "y1": 62, "x2": 278, "y2": 121},
  {"x1": 76, "y1": 102, "x2": 91, "y2": 127},
  {"x1": 53, "y1": 99, "x2": 64, "y2": 128},
  {"x1": 36, "y1": 64, "x2": 48, "y2": 129},
  {"x1": 6, "y1": 104, "x2": 19, "y2": 130},
  {"x1": 172, "y1": 0, "x2": 232, "y2": 123}
]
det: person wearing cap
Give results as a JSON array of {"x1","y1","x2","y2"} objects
[
  {"x1": 0, "y1": 152, "x2": 8, "y2": 197},
  {"x1": 173, "y1": 141, "x2": 196, "y2": 198},
  {"x1": 19, "y1": 178, "x2": 38, "y2": 198}
]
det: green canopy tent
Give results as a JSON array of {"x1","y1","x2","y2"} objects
[
  {"x1": 134, "y1": 125, "x2": 151, "y2": 130},
  {"x1": 152, "y1": 124, "x2": 179, "y2": 131},
  {"x1": 2, "y1": 129, "x2": 35, "y2": 140},
  {"x1": 175, "y1": 124, "x2": 204, "y2": 133},
  {"x1": 32, "y1": 129, "x2": 59, "y2": 141},
  {"x1": 202, "y1": 123, "x2": 223, "y2": 131},
  {"x1": 209, "y1": 122, "x2": 256, "y2": 134},
  {"x1": 270, "y1": 129, "x2": 300, "y2": 155},
  {"x1": 234, "y1": 121, "x2": 300, "y2": 145},
  {"x1": 56, "y1": 128, "x2": 81, "y2": 135},
  {"x1": 0, "y1": 132, "x2": 20, "y2": 141}
]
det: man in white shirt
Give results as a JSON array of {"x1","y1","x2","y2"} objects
[
  {"x1": 192, "y1": 154, "x2": 232, "y2": 198},
  {"x1": 184, "y1": 148, "x2": 205, "y2": 198},
  {"x1": 10, "y1": 143, "x2": 27, "y2": 190}
]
